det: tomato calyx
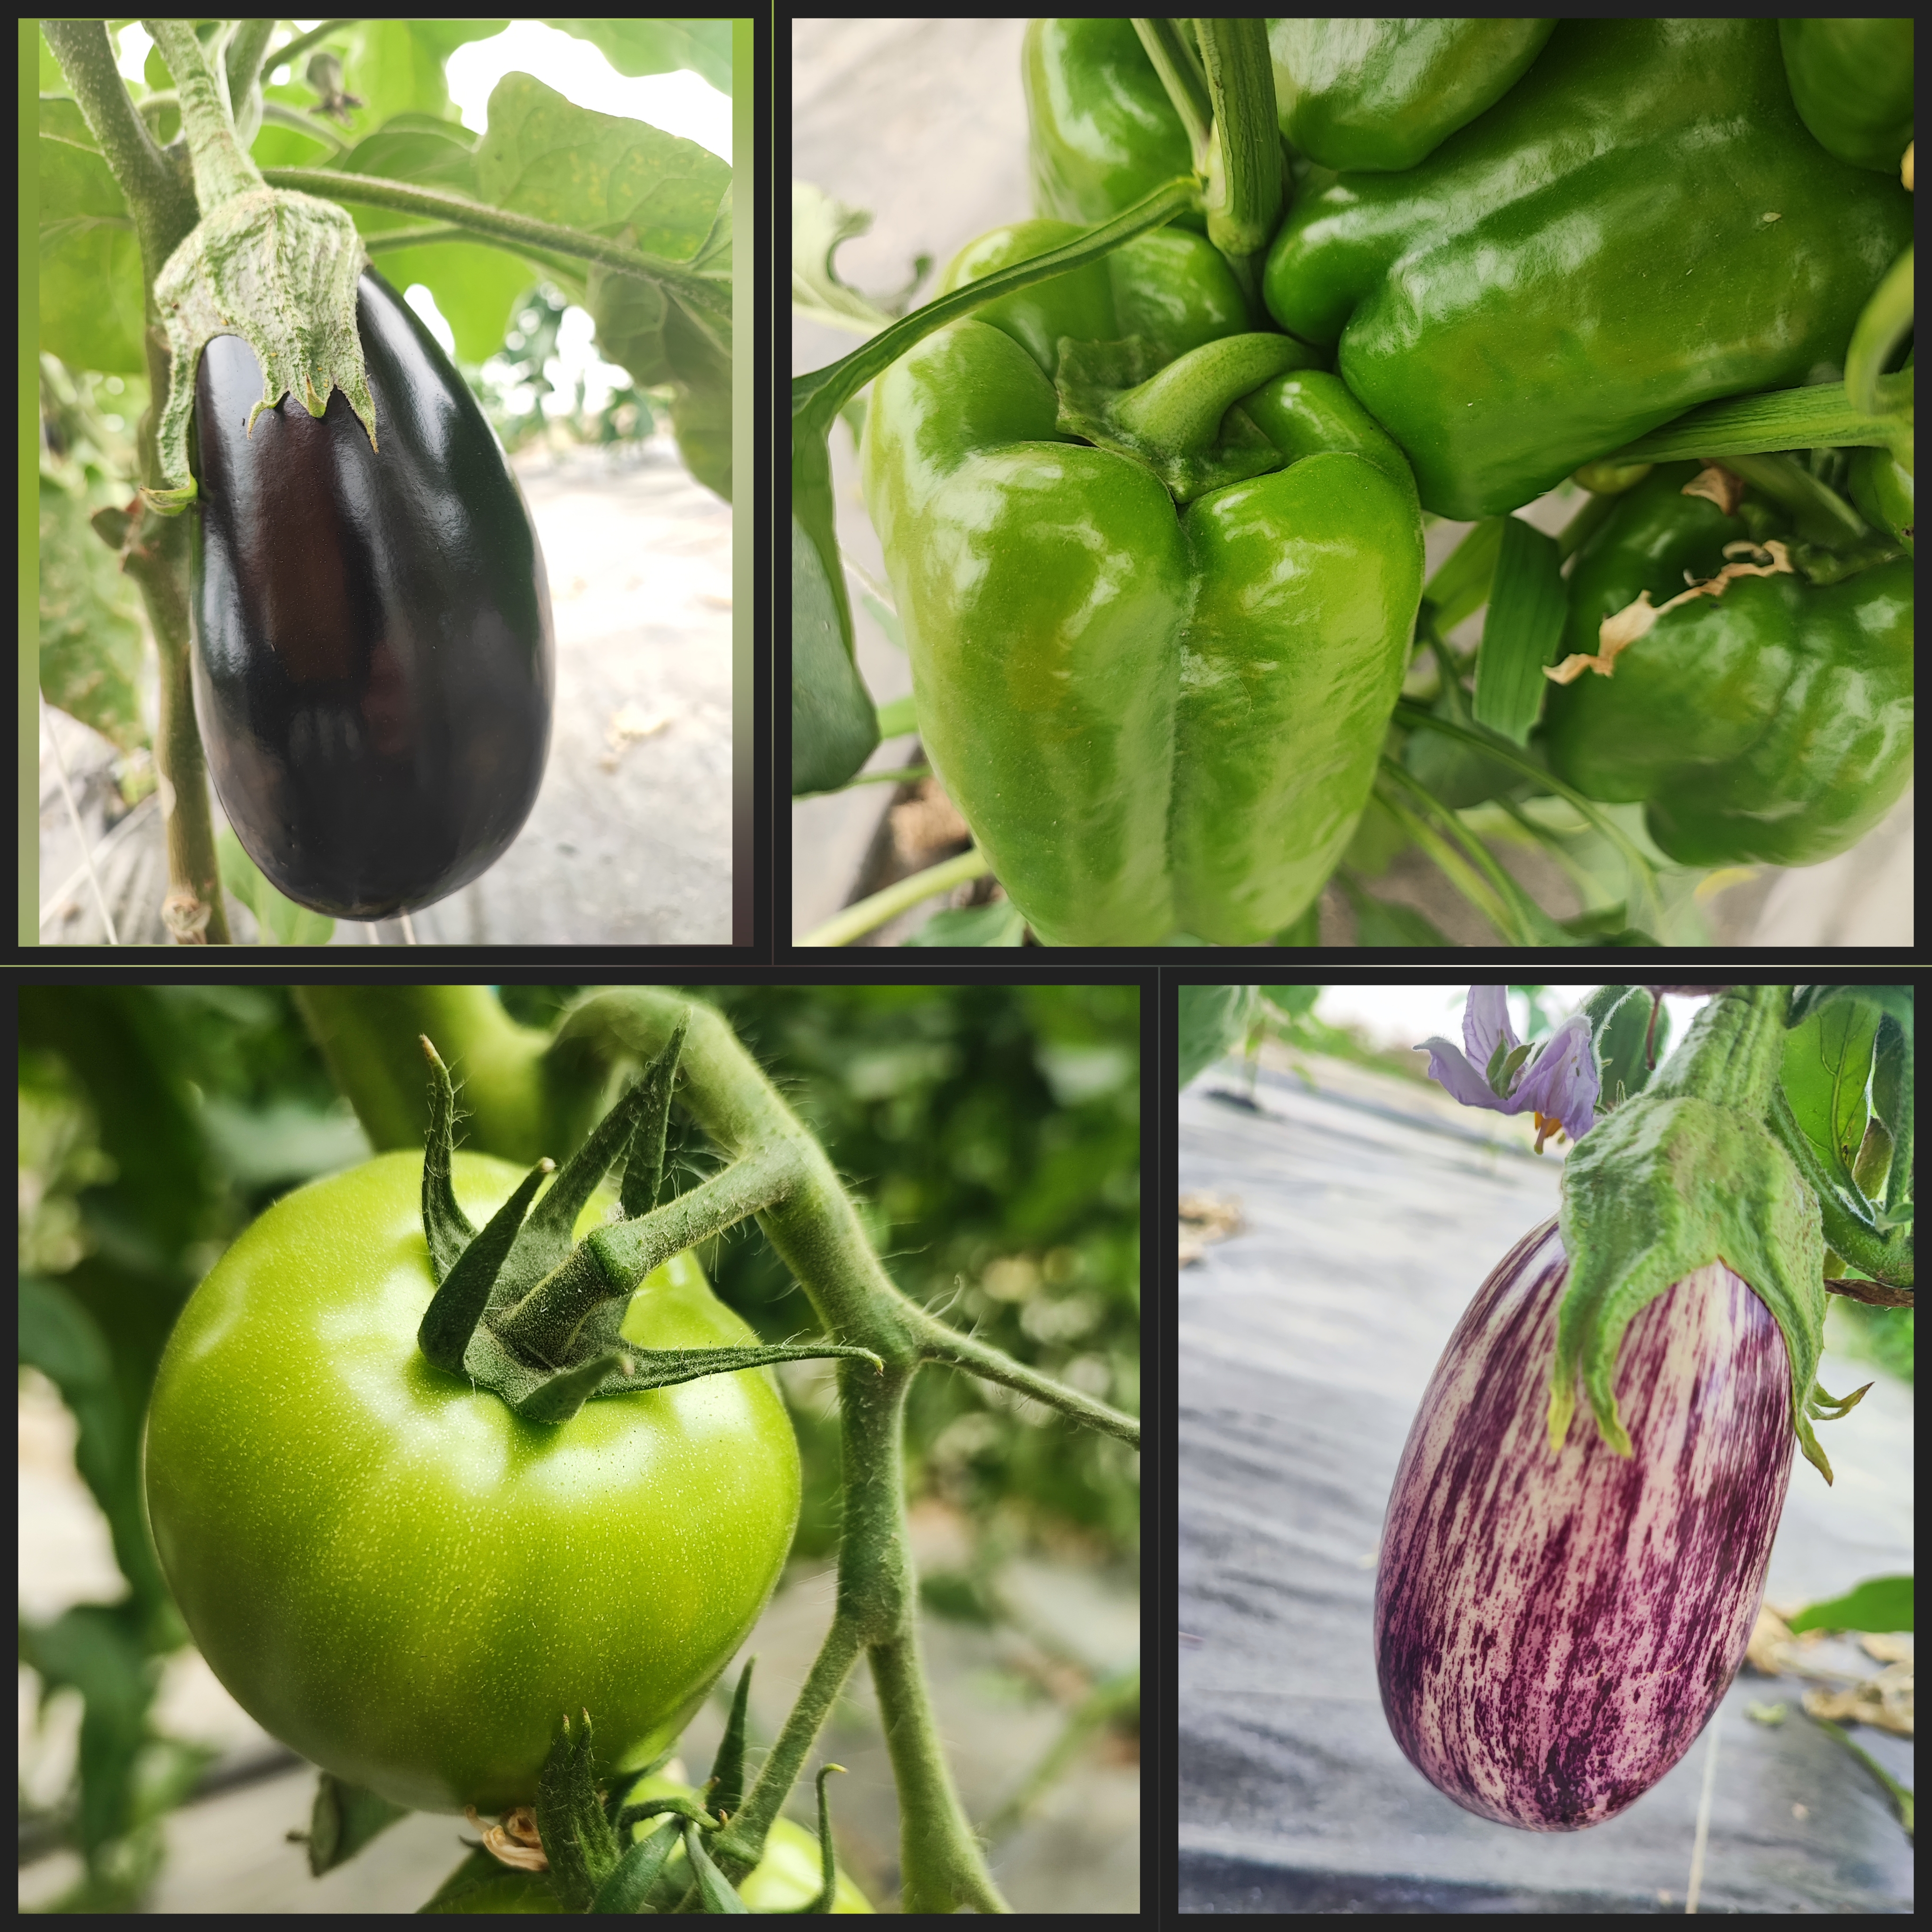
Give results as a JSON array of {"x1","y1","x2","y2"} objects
[{"x1": 414, "y1": 1014, "x2": 882, "y2": 1424}]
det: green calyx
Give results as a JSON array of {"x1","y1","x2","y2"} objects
[
  {"x1": 151, "y1": 188, "x2": 378, "y2": 508},
  {"x1": 143, "y1": 20, "x2": 377, "y2": 510},
  {"x1": 1552, "y1": 985, "x2": 1864, "y2": 1483},
  {"x1": 413, "y1": 1020, "x2": 880, "y2": 1424},
  {"x1": 1055, "y1": 332, "x2": 1313, "y2": 502}
]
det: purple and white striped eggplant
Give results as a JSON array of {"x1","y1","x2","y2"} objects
[{"x1": 1374, "y1": 1215, "x2": 1796, "y2": 1831}]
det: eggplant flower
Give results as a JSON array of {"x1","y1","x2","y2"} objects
[{"x1": 1416, "y1": 986, "x2": 1598, "y2": 1151}]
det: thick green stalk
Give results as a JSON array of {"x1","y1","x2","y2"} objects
[{"x1": 552, "y1": 989, "x2": 1139, "y2": 1910}]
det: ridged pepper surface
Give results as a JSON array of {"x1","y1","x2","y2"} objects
[
  {"x1": 861, "y1": 221, "x2": 1422, "y2": 946},
  {"x1": 1024, "y1": 18, "x2": 1553, "y2": 226},
  {"x1": 1023, "y1": 19, "x2": 1202, "y2": 232}
]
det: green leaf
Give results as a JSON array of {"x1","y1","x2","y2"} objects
[
  {"x1": 1782, "y1": 1574, "x2": 1914, "y2": 1635},
  {"x1": 302, "y1": 1773, "x2": 409, "y2": 1877},
  {"x1": 1474, "y1": 514, "x2": 1565, "y2": 742},
  {"x1": 1353, "y1": 894, "x2": 1450, "y2": 946},
  {"x1": 669, "y1": 377, "x2": 731, "y2": 501},
  {"x1": 906, "y1": 901, "x2": 1025, "y2": 947},
  {"x1": 791, "y1": 181, "x2": 904, "y2": 335},
  {"x1": 1260, "y1": 986, "x2": 1318, "y2": 1019},
  {"x1": 472, "y1": 74, "x2": 733, "y2": 494},
  {"x1": 1782, "y1": 1000, "x2": 1881, "y2": 1186},
  {"x1": 1790, "y1": 984, "x2": 1916, "y2": 1031},
  {"x1": 38, "y1": 473, "x2": 148, "y2": 753},
  {"x1": 422, "y1": 1846, "x2": 566, "y2": 1913},
  {"x1": 1179, "y1": 985, "x2": 1259, "y2": 1089},
  {"x1": 1270, "y1": 900, "x2": 1322, "y2": 944},
  {"x1": 550, "y1": 18, "x2": 733, "y2": 96},
  {"x1": 218, "y1": 833, "x2": 336, "y2": 945},
  {"x1": 36, "y1": 96, "x2": 148, "y2": 376},
  {"x1": 1607, "y1": 376, "x2": 1911, "y2": 465},
  {"x1": 478, "y1": 74, "x2": 729, "y2": 268},
  {"x1": 1419, "y1": 515, "x2": 1506, "y2": 635},
  {"x1": 1580, "y1": 985, "x2": 1671, "y2": 1105},
  {"x1": 791, "y1": 512, "x2": 880, "y2": 794}
]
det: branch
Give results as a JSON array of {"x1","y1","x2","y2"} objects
[
  {"x1": 1824, "y1": 1276, "x2": 1915, "y2": 1309},
  {"x1": 911, "y1": 1310, "x2": 1141, "y2": 1448}
]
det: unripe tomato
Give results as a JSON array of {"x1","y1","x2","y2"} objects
[
  {"x1": 625, "y1": 1775, "x2": 875, "y2": 1913},
  {"x1": 143, "y1": 1151, "x2": 800, "y2": 1815}
]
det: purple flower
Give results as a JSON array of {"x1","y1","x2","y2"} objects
[{"x1": 1416, "y1": 986, "x2": 1599, "y2": 1150}]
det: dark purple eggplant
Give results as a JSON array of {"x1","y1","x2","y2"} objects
[
  {"x1": 190, "y1": 267, "x2": 553, "y2": 919},
  {"x1": 1374, "y1": 1216, "x2": 1795, "y2": 1831}
]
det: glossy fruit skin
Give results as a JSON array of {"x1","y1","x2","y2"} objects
[
  {"x1": 861, "y1": 222, "x2": 1421, "y2": 946},
  {"x1": 1267, "y1": 18, "x2": 1553, "y2": 172},
  {"x1": 1375, "y1": 1217, "x2": 1796, "y2": 1832},
  {"x1": 1024, "y1": 18, "x2": 1203, "y2": 232},
  {"x1": 190, "y1": 268, "x2": 554, "y2": 919},
  {"x1": 1261, "y1": 20, "x2": 1913, "y2": 518},
  {"x1": 1777, "y1": 18, "x2": 1915, "y2": 173},
  {"x1": 1849, "y1": 441, "x2": 1915, "y2": 557},
  {"x1": 142, "y1": 1152, "x2": 800, "y2": 1816},
  {"x1": 1541, "y1": 463, "x2": 1914, "y2": 868}
]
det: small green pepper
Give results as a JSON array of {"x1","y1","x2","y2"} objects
[
  {"x1": 1541, "y1": 464, "x2": 1913, "y2": 868},
  {"x1": 1777, "y1": 19, "x2": 1915, "y2": 174},
  {"x1": 1267, "y1": 18, "x2": 1553, "y2": 173}
]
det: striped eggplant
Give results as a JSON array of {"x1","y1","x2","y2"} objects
[{"x1": 1374, "y1": 1215, "x2": 1796, "y2": 1831}]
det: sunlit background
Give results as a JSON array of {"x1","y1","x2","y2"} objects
[{"x1": 107, "y1": 20, "x2": 732, "y2": 416}]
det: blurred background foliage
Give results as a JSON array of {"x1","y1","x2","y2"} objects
[
  {"x1": 18, "y1": 983, "x2": 1139, "y2": 1906},
  {"x1": 695, "y1": 984, "x2": 1142, "y2": 1575}
]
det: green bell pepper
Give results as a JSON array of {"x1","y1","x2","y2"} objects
[
  {"x1": 1024, "y1": 19, "x2": 1555, "y2": 223},
  {"x1": 1262, "y1": 19, "x2": 1914, "y2": 518},
  {"x1": 1541, "y1": 463, "x2": 1914, "y2": 868},
  {"x1": 861, "y1": 221, "x2": 1423, "y2": 946},
  {"x1": 1267, "y1": 19, "x2": 1553, "y2": 173},
  {"x1": 1850, "y1": 441, "x2": 1915, "y2": 556},
  {"x1": 1778, "y1": 19, "x2": 1915, "y2": 174},
  {"x1": 1024, "y1": 18, "x2": 1202, "y2": 232}
]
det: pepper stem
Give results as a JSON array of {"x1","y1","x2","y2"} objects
[{"x1": 1112, "y1": 333, "x2": 1307, "y2": 454}]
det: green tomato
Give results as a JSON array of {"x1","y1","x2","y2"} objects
[
  {"x1": 620, "y1": 1774, "x2": 874, "y2": 1912},
  {"x1": 143, "y1": 1151, "x2": 801, "y2": 1815}
]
